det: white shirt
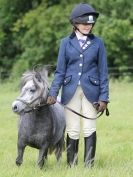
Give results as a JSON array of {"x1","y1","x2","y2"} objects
[{"x1": 75, "y1": 31, "x2": 87, "y2": 47}]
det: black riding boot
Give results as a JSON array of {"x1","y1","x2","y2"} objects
[
  {"x1": 67, "y1": 134, "x2": 79, "y2": 167},
  {"x1": 84, "y1": 131, "x2": 96, "y2": 167}
]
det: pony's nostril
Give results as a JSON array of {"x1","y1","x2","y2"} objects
[{"x1": 13, "y1": 105, "x2": 18, "y2": 112}]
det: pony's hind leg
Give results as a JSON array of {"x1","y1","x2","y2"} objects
[
  {"x1": 55, "y1": 136, "x2": 65, "y2": 163},
  {"x1": 16, "y1": 144, "x2": 26, "y2": 166}
]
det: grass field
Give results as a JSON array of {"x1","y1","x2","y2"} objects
[{"x1": 0, "y1": 79, "x2": 133, "y2": 177}]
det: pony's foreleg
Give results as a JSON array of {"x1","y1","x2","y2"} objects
[
  {"x1": 37, "y1": 146, "x2": 48, "y2": 169},
  {"x1": 16, "y1": 142, "x2": 26, "y2": 166}
]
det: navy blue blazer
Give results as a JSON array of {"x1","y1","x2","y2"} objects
[{"x1": 49, "y1": 32, "x2": 109, "y2": 105}]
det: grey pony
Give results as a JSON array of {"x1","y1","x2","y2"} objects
[{"x1": 12, "y1": 69, "x2": 66, "y2": 168}]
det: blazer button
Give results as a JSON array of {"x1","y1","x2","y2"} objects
[
  {"x1": 80, "y1": 54, "x2": 83, "y2": 58},
  {"x1": 87, "y1": 41, "x2": 91, "y2": 45},
  {"x1": 79, "y1": 63, "x2": 82, "y2": 67},
  {"x1": 78, "y1": 72, "x2": 81, "y2": 76}
]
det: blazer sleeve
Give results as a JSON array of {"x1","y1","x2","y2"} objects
[
  {"x1": 48, "y1": 38, "x2": 67, "y2": 98},
  {"x1": 98, "y1": 39, "x2": 109, "y2": 102}
]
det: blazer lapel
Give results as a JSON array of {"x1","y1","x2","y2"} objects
[
  {"x1": 69, "y1": 33, "x2": 95, "y2": 53},
  {"x1": 82, "y1": 35, "x2": 95, "y2": 52},
  {"x1": 70, "y1": 36, "x2": 82, "y2": 53}
]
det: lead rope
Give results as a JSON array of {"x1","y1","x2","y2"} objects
[{"x1": 56, "y1": 100, "x2": 109, "y2": 120}]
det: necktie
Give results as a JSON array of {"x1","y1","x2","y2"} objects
[{"x1": 78, "y1": 39, "x2": 86, "y2": 47}]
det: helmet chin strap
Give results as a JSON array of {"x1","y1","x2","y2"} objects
[
  {"x1": 74, "y1": 26, "x2": 88, "y2": 36},
  {"x1": 78, "y1": 28, "x2": 89, "y2": 36},
  {"x1": 74, "y1": 25, "x2": 93, "y2": 36}
]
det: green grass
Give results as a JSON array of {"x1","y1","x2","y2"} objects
[{"x1": 0, "y1": 80, "x2": 133, "y2": 177}]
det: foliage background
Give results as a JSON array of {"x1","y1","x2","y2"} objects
[{"x1": 0, "y1": 0, "x2": 133, "y2": 78}]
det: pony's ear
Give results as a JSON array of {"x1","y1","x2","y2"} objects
[
  {"x1": 42, "y1": 68, "x2": 48, "y2": 79},
  {"x1": 35, "y1": 72, "x2": 42, "y2": 83}
]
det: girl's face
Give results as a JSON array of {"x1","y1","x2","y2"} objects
[{"x1": 76, "y1": 23, "x2": 93, "y2": 35}]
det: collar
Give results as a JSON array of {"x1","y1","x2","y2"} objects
[{"x1": 75, "y1": 31, "x2": 87, "y2": 41}]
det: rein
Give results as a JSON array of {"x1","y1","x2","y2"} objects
[
  {"x1": 17, "y1": 97, "x2": 109, "y2": 119},
  {"x1": 17, "y1": 76, "x2": 109, "y2": 119},
  {"x1": 56, "y1": 101, "x2": 109, "y2": 120}
]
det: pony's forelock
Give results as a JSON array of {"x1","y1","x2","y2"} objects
[{"x1": 20, "y1": 69, "x2": 49, "y2": 93}]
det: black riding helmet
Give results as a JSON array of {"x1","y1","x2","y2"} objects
[{"x1": 70, "y1": 3, "x2": 99, "y2": 24}]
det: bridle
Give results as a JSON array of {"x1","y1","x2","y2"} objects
[{"x1": 16, "y1": 97, "x2": 48, "y2": 112}]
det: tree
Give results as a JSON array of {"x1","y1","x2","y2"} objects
[
  {"x1": 0, "y1": 0, "x2": 42, "y2": 77},
  {"x1": 0, "y1": 0, "x2": 133, "y2": 78},
  {"x1": 11, "y1": 3, "x2": 72, "y2": 76}
]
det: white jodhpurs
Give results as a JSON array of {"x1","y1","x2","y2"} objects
[{"x1": 65, "y1": 86, "x2": 97, "y2": 140}]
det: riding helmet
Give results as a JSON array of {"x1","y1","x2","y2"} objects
[{"x1": 70, "y1": 3, "x2": 99, "y2": 24}]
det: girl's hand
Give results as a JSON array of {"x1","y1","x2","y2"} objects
[
  {"x1": 47, "y1": 96, "x2": 56, "y2": 105},
  {"x1": 97, "y1": 101, "x2": 107, "y2": 113}
]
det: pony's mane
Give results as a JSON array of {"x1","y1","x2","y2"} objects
[{"x1": 20, "y1": 68, "x2": 49, "y2": 89}]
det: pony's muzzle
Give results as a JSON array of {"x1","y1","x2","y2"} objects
[
  {"x1": 12, "y1": 102, "x2": 19, "y2": 113},
  {"x1": 12, "y1": 101, "x2": 23, "y2": 113}
]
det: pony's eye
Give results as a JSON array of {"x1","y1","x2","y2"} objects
[{"x1": 30, "y1": 89, "x2": 36, "y2": 93}]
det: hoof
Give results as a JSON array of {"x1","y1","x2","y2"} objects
[
  {"x1": 38, "y1": 163, "x2": 44, "y2": 169},
  {"x1": 38, "y1": 160, "x2": 44, "y2": 169},
  {"x1": 16, "y1": 160, "x2": 22, "y2": 166}
]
